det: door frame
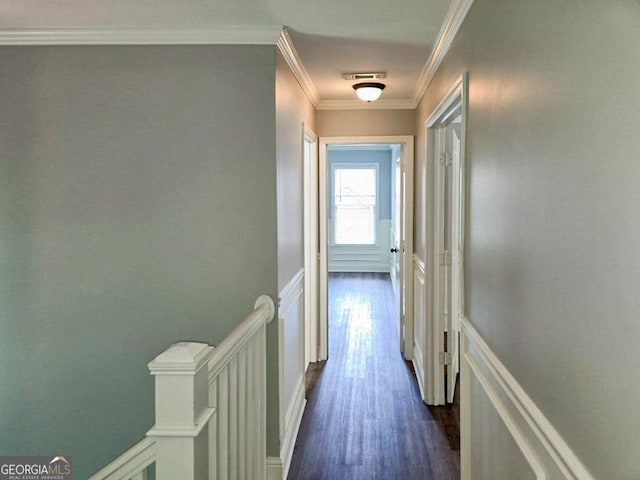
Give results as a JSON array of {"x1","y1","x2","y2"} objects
[
  {"x1": 318, "y1": 135, "x2": 414, "y2": 360},
  {"x1": 424, "y1": 73, "x2": 468, "y2": 405},
  {"x1": 303, "y1": 126, "x2": 319, "y2": 367}
]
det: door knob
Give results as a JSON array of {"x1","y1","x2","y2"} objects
[{"x1": 390, "y1": 248, "x2": 399, "y2": 253}]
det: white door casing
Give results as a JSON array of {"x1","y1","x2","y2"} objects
[{"x1": 303, "y1": 126, "x2": 319, "y2": 367}]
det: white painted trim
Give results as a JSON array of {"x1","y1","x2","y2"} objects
[
  {"x1": 147, "y1": 407, "x2": 215, "y2": 438},
  {"x1": 278, "y1": 268, "x2": 305, "y2": 315},
  {"x1": 0, "y1": 26, "x2": 284, "y2": 45},
  {"x1": 88, "y1": 438, "x2": 156, "y2": 480},
  {"x1": 402, "y1": 137, "x2": 415, "y2": 360},
  {"x1": 461, "y1": 317, "x2": 596, "y2": 480},
  {"x1": 277, "y1": 270, "x2": 306, "y2": 480},
  {"x1": 277, "y1": 267, "x2": 305, "y2": 439},
  {"x1": 303, "y1": 125, "x2": 319, "y2": 367},
  {"x1": 317, "y1": 98, "x2": 416, "y2": 110},
  {"x1": 412, "y1": 0, "x2": 474, "y2": 106},
  {"x1": 266, "y1": 457, "x2": 283, "y2": 480},
  {"x1": 277, "y1": 29, "x2": 320, "y2": 107},
  {"x1": 425, "y1": 74, "x2": 466, "y2": 128},
  {"x1": 280, "y1": 375, "x2": 306, "y2": 480}
]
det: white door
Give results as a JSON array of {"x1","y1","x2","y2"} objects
[
  {"x1": 397, "y1": 145, "x2": 414, "y2": 358},
  {"x1": 447, "y1": 125, "x2": 462, "y2": 403},
  {"x1": 434, "y1": 121, "x2": 462, "y2": 404},
  {"x1": 434, "y1": 127, "x2": 451, "y2": 404},
  {"x1": 390, "y1": 152, "x2": 401, "y2": 302},
  {"x1": 424, "y1": 73, "x2": 466, "y2": 406}
]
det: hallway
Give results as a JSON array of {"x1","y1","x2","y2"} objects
[{"x1": 288, "y1": 273, "x2": 460, "y2": 480}]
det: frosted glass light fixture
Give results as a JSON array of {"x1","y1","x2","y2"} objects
[{"x1": 353, "y1": 82, "x2": 385, "y2": 102}]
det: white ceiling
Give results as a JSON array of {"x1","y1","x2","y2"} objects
[{"x1": 0, "y1": 0, "x2": 454, "y2": 108}]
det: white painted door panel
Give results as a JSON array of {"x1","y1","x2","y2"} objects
[{"x1": 447, "y1": 126, "x2": 462, "y2": 403}]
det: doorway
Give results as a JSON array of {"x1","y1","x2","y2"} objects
[
  {"x1": 423, "y1": 74, "x2": 467, "y2": 406},
  {"x1": 318, "y1": 136, "x2": 414, "y2": 361}
]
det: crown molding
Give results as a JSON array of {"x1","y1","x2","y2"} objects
[
  {"x1": 411, "y1": 0, "x2": 474, "y2": 106},
  {"x1": 0, "y1": 25, "x2": 283, "y2": 45},
  {"x1": 316, "y1": 0, "x2": 474, "y2": 111},
  {"x1": 276, "y1": 28, "x2": 320, "y2": 107},
  {"x1": 317, "y1": 98, "x2": 416, "y2": 111}
]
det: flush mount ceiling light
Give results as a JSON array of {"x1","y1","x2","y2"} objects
[
  {"x1": 352, "y1": 82, "x2": 386, "y2": 102},
  {"x1": 343, "y1": 72, "x2": 387, "y2": 103}
]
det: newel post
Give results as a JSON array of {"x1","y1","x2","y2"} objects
[{"x1": 146, "y1": 342, "x2": 214, "y2": 480}]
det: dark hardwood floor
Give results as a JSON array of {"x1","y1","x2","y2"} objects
[{"x1": 287, "y1": 272, "x2": 460, "y2": 480}]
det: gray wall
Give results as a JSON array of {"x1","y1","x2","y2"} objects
[
  {"x1": 276, "y1": 50, "x2": 315, "y2": 292},
  {"x1": 0, "y1": 45, "x2": 278, "y2": 478},
  {"x1": 415, "y1": 0, "x2": 640, "y2": 478},
  {"x1": 274, "y1": 48, "x2": 315, "y2": 456},
  {"x1": 327, "y1": 149, "x2": 392, "y2": 220}
]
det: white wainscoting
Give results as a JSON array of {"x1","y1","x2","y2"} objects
[
  {"x1": 277, "y1": 269, "x2": 307, "y2": 480},
  {"x1": 412, "y1": 255, "x2": 427, "y2": 402},
  {"x1": 328, "y1": 219, "x2": 391, "y2": 272},
  {"x1": 461, "y1": 318, "x2": 595, "y2": 480}
]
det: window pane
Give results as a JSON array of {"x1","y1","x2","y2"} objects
[{"x1": 334, "y1": 167, "x2": 376, "y2": 245}]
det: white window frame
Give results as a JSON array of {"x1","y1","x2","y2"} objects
[{"x1": 330, "y1": 162, "x2": 379, "y2": 247}]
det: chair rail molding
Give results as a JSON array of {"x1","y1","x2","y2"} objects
[{"x1": 461, "y1": 317, "x2": 595, "y2": 480}]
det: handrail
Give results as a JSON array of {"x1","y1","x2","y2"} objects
[
  {"x1": 90, "y1": 294, "x2": 275, "y2": 480},
  {"x1": 88, "y1": 437, "x2": 156, "y2": 480},
  {"x1": 208, "y1": 294, "x2": 275, "y2": 381}
]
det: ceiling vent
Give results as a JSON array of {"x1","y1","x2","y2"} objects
[{"x1": 342, "y1": 72, "x2": 387, "y2": 81}]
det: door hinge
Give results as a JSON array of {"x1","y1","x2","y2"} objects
[
  {"x1": 440, "y1": 152, "x2": 452, "y2": 167},
  {"x1": 439, "y1": 352, "x2": 452, "y2": 365},
  {"x1": 439, "y1": 251, "x2": 451, "y2": 266}
]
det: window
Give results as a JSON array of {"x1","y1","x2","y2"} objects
[{"x1": 333, "y1": 165, "x2": 377, "y2": 245}]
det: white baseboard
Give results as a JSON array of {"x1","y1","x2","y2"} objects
[
  {"x1": 280, "y1": 375, "x2": 306, "y2": 480},
  {"x1": 412, "y1": 342, "x2": 426, "y2": 401},
  {"x1": 266, "y1": 456, "x2": 283, "y2": 480},
  {"x1": 461, "y1": 317, "x2": 595, "y2": 480}
]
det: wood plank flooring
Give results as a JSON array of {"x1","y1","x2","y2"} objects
[{"x1": 287, "y1": 272, "x2": 460, "y2": 480}]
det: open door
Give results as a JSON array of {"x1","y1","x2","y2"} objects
[
  {"x1": 436, "y1": 119, "x2": 463, "y2": 404},
  {"x1": 397, "y1": 144, "x2": 414, "y2": 358},
  {"x1": 390, "y1": 149, "x2": 401, "y2": 303},
  {"x1": 318, "y1": 136, "x2": 414, "y2": 360},
  {"x1": 447, "y1": 124, "x2": 463, "y2": 403},
  {"x1": 424, "y1": 73, "x2": 467, "y2": 405}
]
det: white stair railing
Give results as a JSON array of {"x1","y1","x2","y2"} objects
[
  {"x1": 89, "y1": 295, "x2": 275, "y2": 480},
  {"x1": 89, "y1": 437, "x2": 156, "y2": 480}
]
